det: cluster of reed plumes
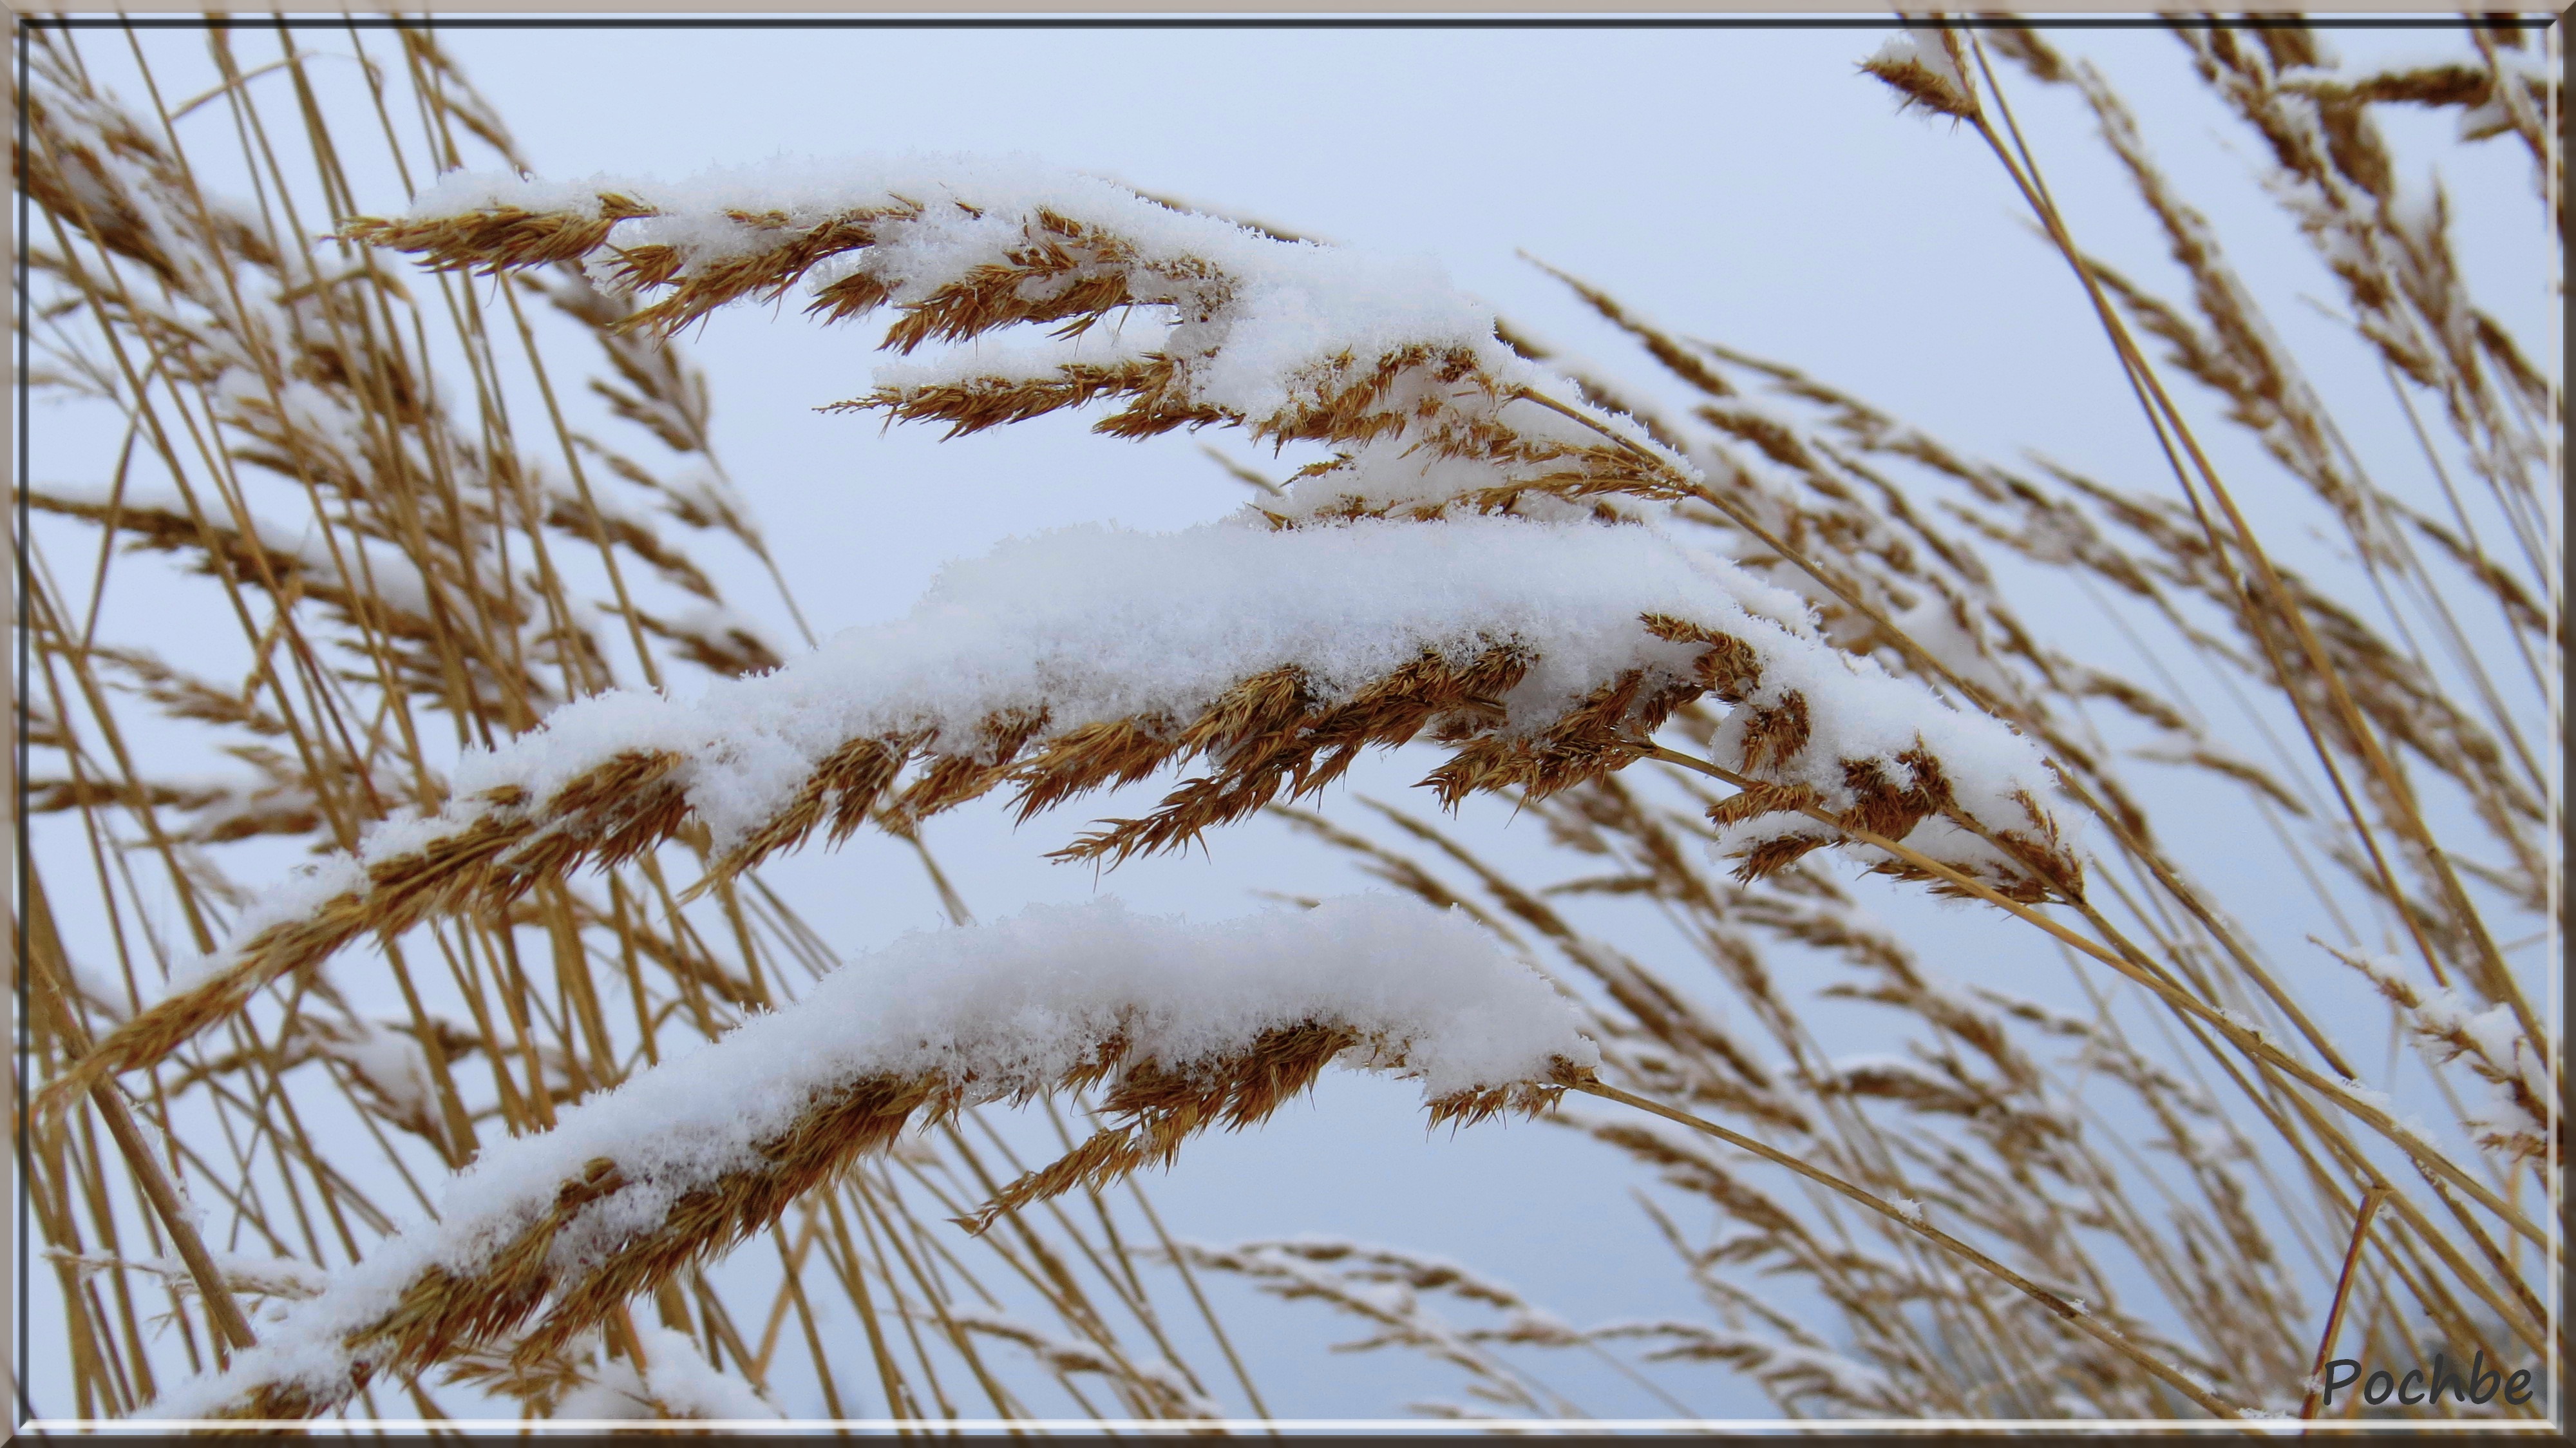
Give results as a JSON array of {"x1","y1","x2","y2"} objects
[
  {"x1": 16, "y1": 15, "x2": 2558, "y2": 1427},
  {"x1": 15, "y1": 23, "x2": 1273, "y2": 1425}
]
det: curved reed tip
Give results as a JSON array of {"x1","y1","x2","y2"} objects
[{"x1": 341, "y1": 197, "x2": 647, "y2": 275}]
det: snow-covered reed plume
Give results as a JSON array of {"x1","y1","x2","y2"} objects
[
  {"x1": 2333, "y1": 949, "x2": 2552, "y2": 1165},
  {"x1": 1861, "y1": 25, "x2": 1982, "y2": 120},
  {"x1": 343, "y1": 156, "x2": 1713, "y2": 526},
  {"x1": 146, "y1": 895, "x2": 1589, "y2": 1420},
  {"x1": 43, "y1": 316, "x2": 2078, "y2": 1119}
]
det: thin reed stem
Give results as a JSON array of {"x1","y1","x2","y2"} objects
[{"x1": 2298, "y1": 1186, "x2": 2387, "y2": 1420}]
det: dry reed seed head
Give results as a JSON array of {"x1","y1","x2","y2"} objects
[
  {"x1": 2045, "y1": 72, "x2": 2417, "y2": 575},
  {"x1": 446, "y1": 1327, "x2": 775, "y2": 1421},
  {"x1": 1980, "y1": 26, "x2": 2069, "y2": 86},
  {"x1": 1157, "y1": 1241, "x2": 1558, "y2": 1413},
  {"x1": 339, "y1": 193, "x2": 658, "y2": 274},
  {"x1": 946, "y1": 1311, "x2": 1220, "y2": 1419},
  {"x1": 20, "y1": 78, "x2": 285, "y2": 281},
  {"x1": 632, "y1": 607, "x2": 784, "y2": 678},
  {"x1": 1587, "y1": 1321, "x2": 1912, "y2": 1416},
  {"x1": 1861, "y1": 25, "x2": 1983, "y2": 121},
  {"x1": 26, "y1": 64, "x2": 766, "y2": 764},
  {"x1": 966, "y1": 1037, "x2": 1581, "y2": 1237},
  {"x1": 24, "y1": 491, "x2": 455, "y2": 647},
  {"x1": 2178, "y1": 20, "x2": 2550, "y2": 494},
  {"x1": 1640, "y1": 614, "x2": 2078, "y2": 900},
  {"x1": 1234, "y1": 1240, "x2": 1537, "y2": 1313},
  {"x1": 1999, "y1": 450, "x2": 2546, "y2": 893}
]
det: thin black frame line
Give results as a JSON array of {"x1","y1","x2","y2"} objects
[{"x1": 26, "y1": 14, "x2": 2563, "y2": 29}]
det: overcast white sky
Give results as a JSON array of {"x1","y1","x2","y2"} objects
[{"x1": 32, "y1": 15, "x2": 2559, "y2": 1423}]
